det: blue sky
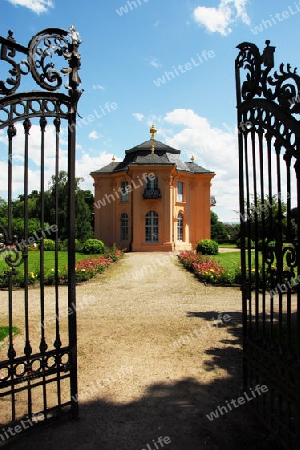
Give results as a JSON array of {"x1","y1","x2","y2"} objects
[{"x1": 1, "y1": 0, "x2": 300, "y2": 222}]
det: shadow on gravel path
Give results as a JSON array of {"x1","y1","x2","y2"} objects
[{"x1": 3, "y1": 253, "x2": 279, "y2": 450}]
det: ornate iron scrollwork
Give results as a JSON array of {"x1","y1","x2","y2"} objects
[
  {"x1": 0, "y1": 25, "x2": 82, "y2": 98},
  {"x1": 236, "y1": 40, "x2": 300, "y2": 114},
  {"x1": 0, "y1": 224, "x2": 23, "y2": 273},
  {"x1": 28, "y1": 29, "x2": 69, "y2": 91}
]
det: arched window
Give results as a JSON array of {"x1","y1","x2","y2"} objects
[
  {"x1": 121, "y1": 213, "x2": 128, "y2": 241},
  {"x1": 145, "y1": 210, "x2": 158, "y2": 242},
  {"x1": 177, "y1": 213, "x2": 183, "y2": 241}
]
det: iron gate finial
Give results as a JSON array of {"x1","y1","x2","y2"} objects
[{"x1": 262, "y1": 40, "x2": 276, "y2": 69}]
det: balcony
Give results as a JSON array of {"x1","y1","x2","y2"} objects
[{"x1": 143, "y1": 189, "x2": 162, "y2": 199}]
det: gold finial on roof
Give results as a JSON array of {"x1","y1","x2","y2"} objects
[
  {"x1": 191, "y1": 155, "x2": 195, "y2": 162},
  {"x1": 151, "y1": 144, "x2": 155, "y2": 154},
  {"x1": 112, "y1": 155, "x2": 115, "y2": 161},
  {"x1": 150, "y1": 124, "x2": 157, "y2": 140}
]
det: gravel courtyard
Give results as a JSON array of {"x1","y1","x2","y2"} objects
[{"x1": 1, "y1": 252, "x2": 277, "y2": 450}]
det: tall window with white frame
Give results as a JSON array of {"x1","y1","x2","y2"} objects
[
  {"x1": 177, "y1": 213, "x2": 184, "y2": 241},
  {"x1": 145, "y1": 210, "x2": 159, "y2": 242},
  {"x1": 121, "y1": 213, "x2": 128, "y2": 241},
  {"x1": 146, "y1": 176, "x2": 158, "y2": 190},
  {"x1": 120, "y1": 181, "x2": 128, "y2": 202},
  {"x1": 177, "y1": 181, "x2": 184, "y2": 202}
]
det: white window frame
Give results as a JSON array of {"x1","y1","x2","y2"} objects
[{"x1": 177, "y1": 181, "x2": 184, "y2": 202}]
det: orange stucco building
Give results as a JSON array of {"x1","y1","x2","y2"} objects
[{"x1": 90, "y1": 125, "x2": 215, "y2": 252}]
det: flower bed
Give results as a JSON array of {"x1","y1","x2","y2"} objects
[
  {"x1": 74, "y1": 255, "x2": 116, "y2": 282},
  {"x1": 0, "y1": 248, "x2": 124, "y2": 288},
  {"x1": 178, "y1": 250, "x2": 292, "y2": 289},
  {"x1": 178, "y1": 251, "x2": 238, "y2": 285}
]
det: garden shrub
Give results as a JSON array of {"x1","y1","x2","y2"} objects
[
  {"x1": 83, "y1": 238, "x2": 105, "y2": 255},
  {"x1": 257, "y1": 239, "x2": 276, "y2": 251},
  {"x1": 63, "y1": 239, "x2": 83, "y2": 252},
  {"x1": 40, "y1": 239, "x2": 55, "y2": 251},
  {"x1": 0, "y1": 268, "x2": 38, "y2": 288},
  {"x1": 196, "y1": 239, "x2": 218, "y2": 255}
]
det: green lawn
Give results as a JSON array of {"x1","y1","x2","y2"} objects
[
  {"x1": 0, "y1": 250, "x2": 101, "y2": 274},
  {"x1": 0, "y1": 326, "x2": 19, "y2": 342},
  {"x1": 211, "y1": 250, "x2": 259, "y2": 272},
  {"x1": 0, "y1": 249, "x2": 245, "y2": 275},
  {"x1": 211, "y1": 251, "x2": 241, "y2": 271},
  {"x1": 218, "y1": 243, "x2": 238, "y2": 249}
]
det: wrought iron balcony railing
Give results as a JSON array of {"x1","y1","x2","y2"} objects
[{"x1": 143, "y1": 189, "x2": 162, "y2": 199}]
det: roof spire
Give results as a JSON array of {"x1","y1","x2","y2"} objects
[
  {"x1": 150, "y1": 124, "x2": 157, "y2": 140},
  {"x1": 112, "y1": 155, "x2": 115, "y2": 161},
  {"x1": 191, "y1": 155, "x2": 195, "y2": 162}
]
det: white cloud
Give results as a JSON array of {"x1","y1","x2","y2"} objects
[
  {"x1": 0, "y1": 122, "x2": 118, "y2": 198},
  {"x1": 163, "y1": 109, "x2": 240, "y2": 222},
  {"x1": 193, "y1": 0, "x2": 250, "y2": 36},
  {"x1": 133, "y1": 113, "x2": 145, "y2": 121},
  {"x1": 92, "y1": 84, "x2": 105, "y2": 91},
  {"x1": 145, "y1": 56, "x2": 162, "y2": 69},
  {"x1": 7, "y1": 0, "x2": 54, "y2": 14},
  {"x1": 76, "y1": 153, "x2": 121, "y2": 191},
  {"x1": 0, "y1": 123, "x2": 67, "y2": 196},
  {"x1": 89, "y1": 130, "x2": 100, "y2": 140},
  {"x1": 150, "y1": 57, "x2": 162, "y2": 68},
  {"x1": 153, "y1": 20, "x2": 160, "y2": 27}
]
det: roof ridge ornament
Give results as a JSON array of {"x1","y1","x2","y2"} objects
[
  {"x1": 151, "y1": 144, "x2": 155, "y2": 154},
  {"x1": 150, "y1": 124, "x2": 157, "y2": 140},
  {"x1": 191, "y1": 155, "x2": 195, "y2": 162}
]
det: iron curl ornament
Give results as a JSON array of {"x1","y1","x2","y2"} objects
[
  {"x1": 0, "y1": 25, "x2": 82, "y2": 98},
  {"x1": 0, "y1": 224, "x2": 23, "y2": 273},
  {"x1": 236, "y1": 40, "x2": 300, "y2": 115}
]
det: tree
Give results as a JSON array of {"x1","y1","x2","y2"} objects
[
  {"x1": 81, "y1": 189, "x2": 94, "y2": 231},
  {"x1": 0, "y1": 175, "x2": 94, "y2": 242},
  {"x1": 240, "y1": 195, "x2": 287, "y2": 241},
  {"x1": 0, "y1": 217, "x2": 50, "y2": 241},
  {"x1": 0, "y1": 197, "x2": 7, "y2": 218},
  {"x1": 44, "y1": 171, "x2": 93, "y2": 241},
  {"x1": 210, "y1": 211, "x2": 228, "y2": 243},
  {"x1": 12, "y1": 191, "x2": 41, "y2": 219},
  {"x1": 223, "y1": 223, "x2": 240, "y2": 242},
  {"x1": 75, "y1": 190, "x2": 93, "y2": 241}
]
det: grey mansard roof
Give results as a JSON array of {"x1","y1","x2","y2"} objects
[{"x1": 90, "y1": 139, "x2": 214, "y2": 175}]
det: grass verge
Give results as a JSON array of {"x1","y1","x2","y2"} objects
[{"x1": 0, "y1": 326, "x2": 19, "y2": 342}]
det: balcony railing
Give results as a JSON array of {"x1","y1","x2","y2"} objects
[{"x1": 143, "y1": 189, "x2": 162, "y2": 199}]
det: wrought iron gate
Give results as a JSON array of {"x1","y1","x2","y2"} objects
[
  {"x1": 0, "y1": 27, "x2": 81, "y2": 445},
  {"x1": 236, "y1": 41, "x2": 300, "y2": 449}
]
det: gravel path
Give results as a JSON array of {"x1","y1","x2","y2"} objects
[{"x1": 1, "y1": 252, "x2": 276, "y2": 450}]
